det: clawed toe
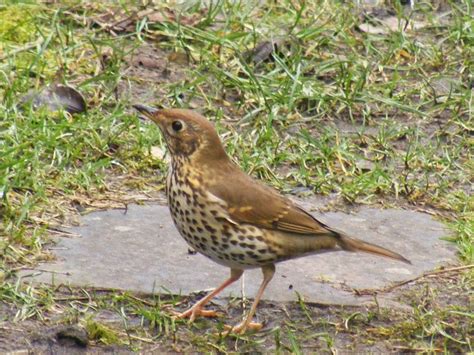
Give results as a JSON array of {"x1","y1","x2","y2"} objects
[
  {"x1": 171, "y1": 306, "x2": 221, "y2": 322},
  {"x1": 221, "y1": 321, "x2": 263, "y2": 335}
]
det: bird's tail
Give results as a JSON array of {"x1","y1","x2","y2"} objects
[{"x1": 336, "y1": 233, "x2": 411, "y2": 264}]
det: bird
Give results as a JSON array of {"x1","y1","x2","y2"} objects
[{"x1": 133, "y1": 104, "x2": 410, "y2": 334}]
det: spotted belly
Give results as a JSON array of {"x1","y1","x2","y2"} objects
[{"x1": 166, "y1": 173, "x2": 278, "y2": 269}]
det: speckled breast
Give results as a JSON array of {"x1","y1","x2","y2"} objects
[{"x1": 165, "y1": 161, "x2": 278, "y2": 269}]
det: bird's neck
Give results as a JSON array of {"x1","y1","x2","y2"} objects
[
  {"x1": 171, "y1": 153, "x2": 234, "y2": 186},
  {"x1": 171, "y1": 155, "x2": 189, "y2": 173}
]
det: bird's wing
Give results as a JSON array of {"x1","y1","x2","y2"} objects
[{"x1": 208, "y1": 168, "x2": 334, "y2": 236}]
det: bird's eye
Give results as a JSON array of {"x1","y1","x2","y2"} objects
[{"x1": 171, "y1": 120, "x2": 183, "y2": 132}]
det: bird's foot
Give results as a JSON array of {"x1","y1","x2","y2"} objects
[
  {"x1": 172, "y1": 306, "x2": 220, "y2": 322},
  {"x1": 222, "y1": 320, "x2": 263, "y2": 335}
]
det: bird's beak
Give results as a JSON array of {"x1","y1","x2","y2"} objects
[{"x1": 133, "y1": 104, "x2": 161, "y2": 124}]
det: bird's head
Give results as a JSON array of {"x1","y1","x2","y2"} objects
[{"x1": 133, "y1": 105, "x2": 227, "y2": 163}]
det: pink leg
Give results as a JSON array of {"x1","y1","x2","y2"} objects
[
  {"x1": 226, "y1": 264, "x2": 275, "y2": 334},
  {"x1": 177, "y1": 268, "x2": 243, "y2": 322}
]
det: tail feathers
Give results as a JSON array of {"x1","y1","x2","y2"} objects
[{"x1": 337, "y1": 234, "x2": 411, "y2": 264}]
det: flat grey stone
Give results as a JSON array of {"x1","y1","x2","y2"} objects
[{"x1": 20, "y1": 202, "x2": 456, "y2": 307}]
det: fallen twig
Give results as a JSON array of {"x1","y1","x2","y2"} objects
[{"x1": 352, "y1": 264, "x2": 474, "y2": 296}]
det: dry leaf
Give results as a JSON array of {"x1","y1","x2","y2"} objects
[
  {"x1": 20, "y1": 84, "x2": 87, "y2": 114},
  {"x1": 245, "y1": 39, "x2": 285, "y2": 64}
]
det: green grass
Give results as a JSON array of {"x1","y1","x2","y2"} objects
[{"x1": 0, "y1": 0, "x2": 472, "y2": 352}]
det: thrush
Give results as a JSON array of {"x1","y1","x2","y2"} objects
[{"x1": 133, "y1": 105, "x2": 410, "y2": 334}]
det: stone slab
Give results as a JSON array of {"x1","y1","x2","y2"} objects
[{"x1": 20, "y1": 203, "x2": 456, "y2": 306}]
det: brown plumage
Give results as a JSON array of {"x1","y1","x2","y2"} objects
[{"x1": 133, "y1": 105, "x2": 410, "y2": 334}]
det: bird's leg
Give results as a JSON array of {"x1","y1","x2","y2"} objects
[
  {"x1": 226, "y1": 264, "x2": 275, "y2": 334},
  {"x1": 176, "y1": 268, "x2": 243, "y2": 322}
]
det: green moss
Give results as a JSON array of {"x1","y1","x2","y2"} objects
[
  {"x1": 0, "y1": 5, "x2": 38, "y2": 43},
  {"x1": 85, "y1": 319, "x2": 121, "y2": 345}
]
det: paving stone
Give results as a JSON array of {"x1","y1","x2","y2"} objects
[{"x1": 20, "y1": 202, "x2": 456, "y2": 307}]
